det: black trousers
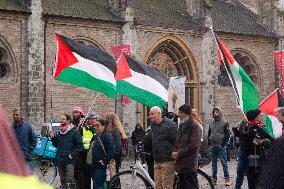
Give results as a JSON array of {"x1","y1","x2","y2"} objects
[
  {"x1": 177, "y1": 172, "x2": 199, "y2": 189},
  {"x1": 247, "y1": 167, "x2": 260, "y2": 189},
  {"x1": 74, "y1": 154, "x2": 91, "y2": 189}
]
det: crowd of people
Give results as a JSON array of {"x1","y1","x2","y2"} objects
[{"x1": 3, "y1": 103, "x2": 284, "y2": 189}]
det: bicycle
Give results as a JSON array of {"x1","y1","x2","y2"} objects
[
  {"x1": 108, "y1": 143, "x2": 214, "y2": 189},
  {"x1": 31, "y1": 135, "x2": 57, "y2": 185}
]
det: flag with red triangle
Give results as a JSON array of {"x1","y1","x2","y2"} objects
[{"x1": 54, "y1": 34, "x2": 117, "y2": 98}]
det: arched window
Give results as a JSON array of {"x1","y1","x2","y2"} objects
[
  {"x1": 146, "y1": 39, "x2": 198, "y2": 107},
  {"x1": 217, "y1": 50, "x2": 260, "y2": 89},
  {"x1": 0, "y1": 47, "x2": 10, "y2": 80}
]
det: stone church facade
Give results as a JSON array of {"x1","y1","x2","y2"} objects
[{"x1": 0, "y1": 0, "x2": 283, "y2": 135}]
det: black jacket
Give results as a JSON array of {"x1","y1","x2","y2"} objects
[
  {"x1": 232, "y1": 120, "x2": 251, "y2": 152},
  {"x1": 143, "y1": 118, "x2": 177, "y2": 162},
  {"x1": 131, "y1": 127, "x2": 145, "y2": 146},
  {"x1": 51, "y1": 128, "x2": 83, "y2": 165},
  {"x1": 12, "y1": 121, "x2": 37, "y2": 161}
]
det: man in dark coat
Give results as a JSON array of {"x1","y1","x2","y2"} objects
[
  {"x1": 172, "y1": 104, "x2": 202, "y2": 189},
  {"x1": 245, "y1": 109, "x2": 272, "y2": 189},
  {"x1": 12, "y1": 109, "x2": 37, "y2": 171}
]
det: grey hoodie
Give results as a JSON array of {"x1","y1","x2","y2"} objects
[{"x1": 208, "y1": 107, "x2": 230, "y2": 147}]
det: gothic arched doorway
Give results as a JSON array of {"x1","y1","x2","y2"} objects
[{"x1": 141, "y1": 35, "x2": 200, "y2": 126}]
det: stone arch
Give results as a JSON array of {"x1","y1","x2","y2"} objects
[
  {"x1": 141, "y1": 35, "x2": 200, "y2": 122},
  {"x1": 232, "y1": 48, "x2": 262, "y2": 93},
  {"x1": 72, "y1": 36, "x2": 106, "y2": 51},
  {"x1": 0, "y1": 35, "x2": 17, "y2": 82}
]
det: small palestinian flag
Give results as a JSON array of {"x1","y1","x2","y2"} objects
[
  {"x1": 259, "y1": 88, "x2": 284, "y2": 139},
  {"x1": 116, "y1": 54, "x2": 169, "y2": 108},
  {"x1": 54, "y1": 34, "x2": 117, "y2": 98}
]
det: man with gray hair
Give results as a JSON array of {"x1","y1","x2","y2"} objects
[{"x1": 143, "y1": 106, "x2": 178, "y2": 189}]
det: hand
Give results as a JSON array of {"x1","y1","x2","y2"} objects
[
  {"x1": 172, "y1": 152, "x2": 178, "y2": 160},
  {"x1": 49, "y1": 130, "x2": 55, "y2": 138},
  {"x1": 253, "y1": 139, "x2": 263, "y2": 145},
  {"x1": 68, "y1": 154, "x2": 73, "y2": 159},
  {"x1": 98, "y1": 160, "x2": 105, "y2": 166}
]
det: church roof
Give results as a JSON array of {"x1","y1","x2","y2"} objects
[
  {"x1": 212, "y1": 0, "x2": 277, "y2": 37},
  {"x1": 132, "y1": 0, "x2": 206, "y2": 31},
  {"x1": 0, "y1": 0, "x2": 30, "y2": 13},
  {"x1": 42, "y1": 0, "x2": 123, "y2": 22}
]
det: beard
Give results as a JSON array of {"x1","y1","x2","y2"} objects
[{"x1": 73, "y1": 115, "x2": 81, "y2": 122}]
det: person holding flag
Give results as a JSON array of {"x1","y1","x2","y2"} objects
[{"x1": 245, "y1": 109, "x2": 273, "y2": 189}]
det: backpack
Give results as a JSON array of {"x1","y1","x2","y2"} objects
[{"x1": 86, "y1": 141, "x2": 94, "y2": 165}]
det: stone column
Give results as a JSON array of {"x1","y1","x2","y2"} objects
[
  {"x1": 26, "y1": 0, "x2": 45, "y2": 128},
  {"x1": 200, "y1": 9, "x2": 215, "y2": 133},
  {"x1": 120, "y1": 6, "x2": 139, "y2": 136}
]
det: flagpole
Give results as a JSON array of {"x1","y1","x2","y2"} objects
[
  {"x1": 259, "y1": 88, "x2": 279, "y2": 106},
  {"x1": 81, "y1": 92, "x2": 100, "y2": 125},
  {"x1": 114, "y1": 32, "x2": 119, "y2": 114},
  {"x1": 210, "y1": 29, "x2": 241, "y2": 107}
]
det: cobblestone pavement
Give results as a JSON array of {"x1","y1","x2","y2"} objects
[{"x1": 47, "y1": 158, "x2": 248, "y2": 189}]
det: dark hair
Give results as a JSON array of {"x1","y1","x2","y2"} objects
[
  {"x1": 178, "y1": 104, "x2": 192, "y2": 115},
  {"x1": 98, "y1": 119, "x2": 108, "y2": 126},
  {"x1": 62, "y1": 114, "x2": 72, "y2": 122}
]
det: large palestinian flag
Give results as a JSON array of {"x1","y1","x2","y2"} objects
[
  {"x1": 213, "y1": 31, "x2": 259, "y2": 112},
  {"x1": 115, "y1": 54, "x2": 169, "y2": 108},
  {"x1": 54, "y1": 34, "x2": 117, "y2": 98}
]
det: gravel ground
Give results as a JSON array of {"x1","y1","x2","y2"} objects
[{"x1": 37, "y1": 157, "x2": 249, "y2": 189}]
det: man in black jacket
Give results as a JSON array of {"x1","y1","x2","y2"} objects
[
  {"x1": 245, "y1": 109, "x2": 272, "y2": 189},
  {"x1": 12, "y1": 109, "x2": 37, "y2": 171},
  {"x1": 143, "y1": 106, "x2": 177, "y2": 189}
]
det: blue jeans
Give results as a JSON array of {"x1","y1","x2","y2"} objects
[
  {"x1": 235, "y1": 149, "x2": 248, "y2": 189},
  {"x1": 93, "y1": 168, "x2": 106, "y2": 189},
  {"x1": 211, "y1": 145, "x2": 229, "y2": 179}
]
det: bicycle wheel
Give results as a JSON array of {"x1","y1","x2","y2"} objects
[
  {"x1": 108, "y1": 170, "x2": 152, "y2": 189},
  {"x1": 32, "y1": 157, "x2": 57, "y2": 185},
  {"x1": 197, "y1": 169, "x2": 214, "y2": 189}
]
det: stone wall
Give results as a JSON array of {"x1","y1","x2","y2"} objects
[{"x1": 0, "y1": 12, "x2": 28, "y2": 121}]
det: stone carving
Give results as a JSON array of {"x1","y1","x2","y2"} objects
[{"x1": 218, "y1": 64, "x2": 231, "y2": 87}]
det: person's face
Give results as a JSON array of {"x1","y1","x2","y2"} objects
[
  {"x1": 255, "y1": 113, "x2": 263, "y2": 123},
  {"x1": 178, "y1": 111, "x2": 187, "y2": 119},
  {"x1": 72, "y1": 111, "x2": 81, "y2": 119},
  {"x1": 213, "y1": 110, "x2": 220, "y2": 118},
  {"x1": 95, "y1": 122, "x2": 105, "y2": 133},
  {"x1": 88, "y1": 118, "x2": 98, "y2": 126},
  {"x1": 276, "y1": 112, "x2": 284, "y2": 123},
  {"x1": 60, "y1": 115, "x2": 70, "y2": 125},
  {"x1": 149, "y1": 109, "x2": 161, "y2": 124},
  {"x1": 13, "y1": 111, "x2": 22, "y2": 123}
]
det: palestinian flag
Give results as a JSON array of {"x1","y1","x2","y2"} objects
[
  {"x1": 54, "y1": 34, "x2": 117, "y2": 98},
  {"x1": 259, "y1": 88, "x2": 284, "y2": 116},
  {"x1": 262, "y1": 114, "x2": 283, "y2": 139},
  {"x1": 213, "y1": 31, "x2": 259, "y2": 112},
  {"x1": 259, "y1": 88, "x2": 284, "y2": 139},
  {"x1": 115, "y1": 54, "x2": 169, "y2": 108}
]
